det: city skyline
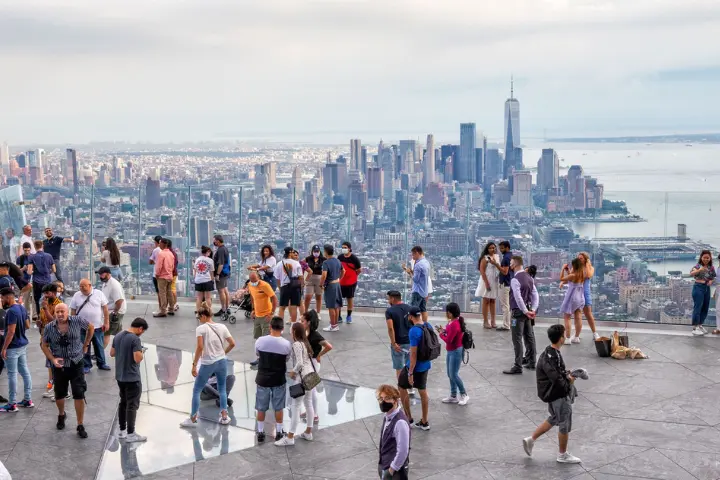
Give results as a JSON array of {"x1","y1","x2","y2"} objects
[{"x1": 1, "y1": 1, "x2": 719, "y2": 143}]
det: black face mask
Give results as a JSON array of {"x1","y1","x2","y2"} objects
[{"x1": 379, "y1": 401, "x2": 394, "y2": 413}]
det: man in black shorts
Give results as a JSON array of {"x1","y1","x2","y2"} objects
[
  {"x1": 338, "y1": 242, "x2": 361, "y2": 324},
  {"x1": 397, "y1": 307, "x2": 432, "y2": 431},
  {"x1": 40, "y1": 303, "x2": 95, "y2": 438}
]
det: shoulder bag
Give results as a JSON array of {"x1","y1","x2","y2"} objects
[
  {"x1": 288, "y1": 343, "x2": 321, "y2": 398},
  {"x1": 283, "y1": 261, "x2": 302, "y2": 289}
]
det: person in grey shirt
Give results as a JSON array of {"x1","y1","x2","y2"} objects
[
  {"x1": 110, "y1": 318, "x2": 149, "y2": 443},
  {"x1": 321, "y1": 244, "x2": 345, "y2": 332}
]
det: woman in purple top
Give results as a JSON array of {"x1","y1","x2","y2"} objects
[
  {"x1": 690, "y1": 250, "x2": 716, "y2": 336},
  {"x1": 559, "y1": 258, "x2": 585, "y2": 345}
]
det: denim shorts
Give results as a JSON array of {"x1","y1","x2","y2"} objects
[
  {"x1": 390, "y1": 344, "x2": 410, "y2": 370},
  {"x1": 410, "y1": 292, "x2": 427, "y2": 312},
  {"x1": 255, "y1": 385, "x2": 287, "y2": 412}
]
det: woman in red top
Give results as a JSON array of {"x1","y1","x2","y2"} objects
[{"x1": 437, "y1": 303, "x2": 469, "y2": 406}]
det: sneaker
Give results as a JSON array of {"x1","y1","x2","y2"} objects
[
  {"x1": 125, "y1": 432, "x2": 147, "y2": 443},
  {"x1": 523, "y1": 437, "x2": 535, "y2": 456},
  {"x1": 571, "y1": 337, "x2": 581, "y2": 344},
  {"x1": 0, "y1": 395, "x2": 7, "y2": 403},
  {"x1": 98, "y1": 364, "x2": 112, "y2": 371},
  {"x1": 413, "y1": 421, "x2": 430, "y2": 431},
  {"x1": 153, "y1": 312, "x2": 167, "y2": 318},
  {"x1": 496, "y1": 326, "x2": 510, "y2": 331},
  {"x1": 692, "y1": 327, "x2": 705, "y2": 336},
  {"x1": 0, "y1": 404, "x2": 18, "y2": 413},
  {"x1": 77, "y1": 425, "x2": 88, "y2": 439},
  {"x1": 118, "y1": 429, "x2": 127, "y2": 439},
  {"x1": 298, "y1": 431, "x2": 314, "y2": 441},
  {"x1": 57, "y1": 413, "x2": 66, "y2": 430},
  {"x1": 503, "y1": 366, "x2": 523, "y2": 375},
  {"x1": 174, "y1": 304, "x2": 180, "y2": 312},
  {"x1": 83, "y1": 367, "x2": 92, "y2": 374},
  {"x1": 275, "y1": 430, "x2": 285, "y2": 441},
  {"x1": 274, "y1": 436, "x2": 295, "y2": 447},
  {"x1": 458, "y1": 394, "x2": 470, "y2": 406},
  {"x1": 338, "y1": 315, "x2": 343, "y2": 323},
  {"x1": 345, "y1": 315, "x2": 353, "y2": 324},
  {"x1": 213, "y1": 309, "x2": 225, "y2": 317},
  {"x1": 557, "y1": 452, "x2": 582, "y2": 464},
  {"x1": 180, "y1": 418, "x2": 199, "y2": 428},
  {"x1": 167, "y1": 311, "x2": 175, "y2": 316},
  {"x1": 441, "y1": 396, "x2": 459, "y2": 404},
  {"x1": 256, "y1": 431, "x2": 266, "y2": 443},
  {"x1": 564, "y1": 337, "x2": 572, "y2": 345},
  {"x1": 19, "y1": 399, "x2": 34, "y2": 408},
  {"x1": 593, "y1": 332, "x2": 601, "y2": 340},
  {"x1": 322, "y1": 325, "x2": 340, "y2": 332},
  {"x1": 249, "y1": 360, "x2": 259, "y2": 367},
  {"x1": 219, "y1": 414, "x2": 231, "y2": 425},
  {"x1": 700, "y1": 325, "x2": 708, "y2": 334},
  {"x1": 522, "y1": 363, "x2": 536, "y2": 370},
  {"x1": 407, "y1": 388, "x2": 416, "y2": 396},
  {"x1": 42, "y1": 388, "x2": 55, "y2": 398}
]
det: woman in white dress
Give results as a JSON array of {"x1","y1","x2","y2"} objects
[{"x1": 476, "y1": 242, "x2": 501, "y2": 329}]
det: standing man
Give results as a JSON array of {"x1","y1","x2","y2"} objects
[
  {"x1": 17, "y1": 225, "x2": 35, "y2": 257},
  {"x1": 397, "y1": 307, "x2": 431, "y2": 431},
  {"x1": 247, "y1": 270, "x2": 277, "y2": 367},
  {"x1": 43, "y1": 227, "x2": 80, "y2": 283},
  {"x1": 40, "y1": 303, "x2": 94, "y2": 438},
  {"x1": 27, "y1": 240, "x2": 55, "y2": 317},
  {"x1": 98, "y1": 266, "x2": 126, "y2": 348},
  {"x1": 254, "y1": 316, "x2": 291, "y2": 443},
  {"x1": 16, "y1": 243, "x2": 35, "y2": 320},
  {"x1": 166, "y1": 239, "x2": 179, "y2": 313},
  {"x1": 3, "y1": 228, "x2": 16, "y2": 263},
  {"x1": 153, "y1": 238, "x2": 176, "y2": 318},
  {"x1": 385, "y1": 291, "x2": 414, "y2": 393},
  {"x1": 213, "y1": 235, "x2": 231, "y2": 318},
  {"x1": 338, "y1": 242, "x2": 361, "y2": 324},
  {"x1": 402, "y1": 246, "x2": 430, "y2": 322},
  {"x1": 522, "y1": 324, "x2": 582, "y2": 464},
  {"x1": 274, "y1": 246, "x2": 303, "y2": 325},
  {"x1": 70, "y1": 279, "x2": 110, "y2": 373},
  {"x1": 496, "y1": 240, "x2": 513, "y2": 331},
  {"x1": 148, "y1": 235, "x2": 162, "y2": 315},
  {"x1": 503, "y1": 256, "x2": 539, "y2": 375},
  {"x1": 110, "y1": 317, "x2": 149, "y2": 443},
  {"x1": 0, "y1": 287, "x2": 33, "y2": 412},
  {"x1": 39, "y1": 283, "x2": 62, "y2": 399},
  {"x1": 321, "y1": 244, "x2": 344, "y2": 332}
]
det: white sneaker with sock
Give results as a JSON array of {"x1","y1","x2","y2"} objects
[
  {"x1": 571, "y1": 336, "x2": 581, "y2": 344},
  {"x1": 441, "y1": 396, "x2": 459, "y2": 404},
  {"x1": 458, "y1": 394, "x2": 470, "y2": 406},
  {"x1": 274, "y1": 436, "x2": 295, "y2": 446},
  {"x1": 180, "y1": 418, "x2": 199, "y2": 428},
  {"x1": 298, "y1": 432, "x2": 313, "y2": 441},
  {"x1": 125, "y1": 432, "x2": 147, "y2": 443},
  {"x1": 557, "y1": 452, "x2": 581, "y2": 464},
  {"x1": 592, "y1": 332, "x2": 600, "y2": 340},
  {"x1": 523, "y1": 437, "x2": 534, "y2": 456},
  {"x1": 564, "y1": 337, "x2": 572, "y2": 345}
]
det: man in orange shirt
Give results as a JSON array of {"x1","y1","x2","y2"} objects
[
  {"x1": 247, "y1": 271, "x2": 277, "y2": 367},
  {"x1": 153, "y1": 238, "x2": 176, "y2": 318}
]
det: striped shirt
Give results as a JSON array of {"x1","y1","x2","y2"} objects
[
  {"x1": 254, "y1": 335, "x2": 291, "y2": 388},
  {"x1": 42, "y1": 315, "x2": 90, "y2": 364}
]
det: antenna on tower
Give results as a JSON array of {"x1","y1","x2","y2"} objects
[{"x1": 510, "y1": 75, "x2": 514, "y2": 99}]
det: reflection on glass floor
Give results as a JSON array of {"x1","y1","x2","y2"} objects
[{"x1": 96, "y1": 343, "x2": 380, "y2": 480}]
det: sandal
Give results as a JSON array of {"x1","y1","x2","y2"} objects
[
  {"x1": 483, "y1": 323, "x2": 492, "y2": 329},
  {"x1": 712, "y1": 330, "x2": 720, "y2": 335}
]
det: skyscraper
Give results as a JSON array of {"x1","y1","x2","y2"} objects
[
  {"x1": 145, "y1": 177, "x2": 162, "y2": 210},
  {"x1": 360, "y1": 146, "x2": 368, "y2": 174},
  {"x1": 350, "y1": 139, "x2": 362, "y2": 171},
  {"x1": 504, "y1": 77, "x2": 522, "y2": 178},
  {"x1": 511, "y1": 170, "x2": 532, "y2": 207},
  {"x1": 290, "y1": 166, "x2": 303, "y2": 194},
  {"x1": 0, "y1": 142, "x2": 9, "y2": 176},
  {"x1": 423, "y1": 134, "x2": 435, "y2": 187},
  {"x1": 483, "y1": 148, "x2": 502, "y2": 191},
  {"x1": 398, "y1": 140, "x2": 418, "y2": 174},
  {"x1": 475, "y1": 137, "x2": 486, "y2": 187},
  {"x1": 367, "y1": 166, "x2": 383, "y2": 200},
  {"x1": 66, "y1": 149, "x2": 79, "y2": 195},
  {"x1": 457, "y1": 123, "x2": 476, "y2": 183},
  {"x1": 537, "y1": 148, "x2": 560, "y2": 192},
  {"x1": 379, "y1": 146, "x2": 395, "y2": 200}
]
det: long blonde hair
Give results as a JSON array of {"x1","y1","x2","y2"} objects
[{"x1": 578, "y1": 252, "x2": 594, "y2": 280}]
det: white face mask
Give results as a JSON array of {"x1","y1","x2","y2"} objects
[
  {"x1": 313, "y1": 251, "x2": 320, "y2": 257},
  {"x1": 341, "y1": 248, "x2": 349, "y2": 255},
  {"x1": 250, "y1": 281, "x2": 259, "y2": 287}
]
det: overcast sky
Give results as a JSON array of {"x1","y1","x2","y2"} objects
[{"x1": 1, "y1": 0, "x2": 719, "y2": 144}]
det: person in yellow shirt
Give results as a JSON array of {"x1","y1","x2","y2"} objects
[{"x1": 247, "y1": 271, "x2": 278, "y2": 367}]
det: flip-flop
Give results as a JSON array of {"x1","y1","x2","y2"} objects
[
  {"x1": 483, "y1": 324, "x2": 492, "y2": 329},
  {"x1": 712, "y1": 330, "x2": 720, "y2": 335}
]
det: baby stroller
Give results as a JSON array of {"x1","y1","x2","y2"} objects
[
  {"x1": 227, "y1": 281, "x2": 253, "y2": 324},
  {"x1": 200, "y1": 370, "x2": 236, "y2": 408}
]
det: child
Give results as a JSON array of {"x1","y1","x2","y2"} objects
[{"x1": 522, "y1": 324, "x2": 582, "y2": 464}]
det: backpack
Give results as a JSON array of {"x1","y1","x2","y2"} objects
[
  {"x1": 221, "y1": 252, "x2": 231, "y2": 277},
  {"x1": 282, "y1": 261, "x2": 301, "y2": 289},
  {"x1": 416, "y1": 324, "x2": 441, "y2": 362},
  {"x1": 462, "y1": 327, "x2": 475, "y2": 350}
]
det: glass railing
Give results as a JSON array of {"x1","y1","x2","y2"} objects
[{"x1": 4, "y1": 183, "x2": 717, "y2": 327}]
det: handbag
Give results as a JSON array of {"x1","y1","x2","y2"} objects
[{"x1": 288, "y1": 344, "x2": 321, "y2": 398}]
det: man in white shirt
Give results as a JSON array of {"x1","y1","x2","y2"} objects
[
  {"x1": 70, "y1": 278, "x2": 110, "y2": 373},
  {"x1": 273, "y1": 247, "x2": 304, "y2": 324},
  {"x1": 97, "y1": 266, "x2": 126, "y2": 348},
  {"x1": 18, "y1": 225, "x2": 35, "y2": 257},
  {"x1": 148, "y1": 235, "x2": 162, "y2": 313}
]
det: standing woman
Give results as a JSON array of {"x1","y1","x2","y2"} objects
[
  {"x1": 303, "y1": 245, "x2": 325, "y2": 316},
  {"x1": 275, "y1": 323, "x2": 315, "y2": 446},
  {"x1": 100, "y1": 237, "x2": 123, "y2": 280},
  {"x1": 180, "y1": 302, "x2": 236, "y2": 428},
  {"x1": 690, "y1": 250, "x2": 715, "y2": 336},
  {"x1": 577, "y1": 252, "x2": 600, "y2": 340},
  {"x1": 475, "y1": 242, "x2": 500, "y2": 329},
  {"x1": 559, "y1": 258, "x2": 586, "y2": 345},
  {"x1": 437, "y1": 303, "x2": 469, "y2": 406},
  {"x1": 250, "y1": 245, "x2": 277, "y2": 291},
  {"x1": 300, "y1": 309, "x2": 333, "y2": 424},
  {"x1": 193, "y1": 246, "x2": 215, "y2": 313}
]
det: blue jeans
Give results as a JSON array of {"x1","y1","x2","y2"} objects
[
  {"x1": 692, "y1": 283, "x2": 711, "y2": 326},
  {"x1": 5, "y1": 346, "x2": 32, "y2": 404},
  {"x1": 191, "y1": 358, "x2": 227, "y2": 417},
  {"x1": 83, "y1": 328, "x2": 108, "y2": 369},
  {"x1": 446, "y1": 348, "x2": 465, "y2": 397}
]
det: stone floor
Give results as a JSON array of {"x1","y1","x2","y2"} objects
[{"x1": 2, "y1": 299, "x2": 720, "y2": 479}]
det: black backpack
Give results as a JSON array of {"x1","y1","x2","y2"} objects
[
  {"x1": 462, "y1": 327, "x2": 475, "y2": 350},
  {"x1": 416, "y1": 324, "x2": 441, "y2": 362}
]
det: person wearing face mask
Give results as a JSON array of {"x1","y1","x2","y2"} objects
[
  {"x1": 376, "y1": 384, "x2": 410, "y2": 479},
  {"x1": 97, "y1": 266, "x2": 126, "y2": 349},
  {"x1": 247, "y1": 271, "x2": 278, "y2": 367},
  {"x1": 338, "y1": 242, "x2": 361, "y2": 324},
  {"x1": 303, "y1": 245, "x2": 325, "y2": 315}
]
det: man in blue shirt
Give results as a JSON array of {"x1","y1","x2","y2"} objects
[
  {"x1": 403, "y1": 246, "x2": 430, "y2": 322},
  {"x1": 397, "y1": 306, "x2": 431, "y2": 431},
  {"x1": 0, "y1": 286, "x2": 33, "y2": 412},
  {"x1": 43, "y1": 227, "x2": 80, "y2": 283},
  {"x1": 28, "y1": 240, "x2": 56, "y2": 319},
  {"x1": 497, "y1": 240, "x2": 514, "y2": 331}
]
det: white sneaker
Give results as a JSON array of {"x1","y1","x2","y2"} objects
[
  {"x1": 180, "y1": 418, "x2": 199, "y2": 428},
  {"x1": 274, "y1": 436, "x2": 295, "y2": 446},
  {"x1": 523, "y1": 437, "x2": 534, "y2": 456},
  {"x1": 407, "y1": 388, "x2": 416, "y2": 396},
  {"x1": 298, "y1": 431, "x2": 313, "y2": 441},
  {"x1": 557, "y1": 452, "x2": 582, "y2": 464},
  {"x1": 219, "y1": 414, "x2": 231, "y2": 425},
  {"x1": 118, "y1": 429, "x2": 127, "y2": 439},
  {"x1": 42, "y1": 389, "x2": 54, "y2": 398},
  {"x1": 700, "y1": 325, "x2": 708, "y2": 334},
  {"x1": 592, "y1": 332, "x2": 600, "y2": 340},
  {"x1": 458, "y1": 394, "x2": 470, "y2": 406},
  {"x1": 692, "y1": 327, "x2": 705, "y2": 336},
  {"x1": 322, "y1": 325, "x2": 340, "y2": 332},
  {"x1": 564, "y1": 338, "x2": 572, "y2": 345},
  {"x1": 441, "y1": 396, "x2": 459, "y2": 404},
  {"x1": 125, "y1": 432, "x2": 147, "y2": 443},
  {"x1": 571, "y1": 337, "x2": 581, "y2": 344}
]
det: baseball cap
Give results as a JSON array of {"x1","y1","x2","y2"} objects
[
  {"x1": 408, "y1": 306, "x2": 422, "y2": 317},
  {"x1": 312, "y1": 244, "x2": 321, "y2": 252},
  {"x1": 0, "y1": 262, "x2": 10, "y2": 268},
  {"x1": 0, "y1": 287, "x2": 15, "y2": 296},
  {"x1": 96, "y1": 266, "x2": 112, "y2": 275}
]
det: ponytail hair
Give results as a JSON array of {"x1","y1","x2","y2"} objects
[{"x1": 197, "y1": 301, "x2": 212, "y2": 319}]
